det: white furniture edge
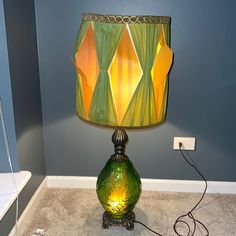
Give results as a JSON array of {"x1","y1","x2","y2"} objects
[
  {"x1": 0, "y1": 171, "x2": 31, "y2": 221},
  {"x1": 9, "y1": 177, "x2": 47, "y2": 236},
  {"x1": 46, "y1": 176, "x2": 236, "y2": 194}
]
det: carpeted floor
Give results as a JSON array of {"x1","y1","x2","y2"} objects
[{"x1": 19, "y1": 188, "x2": 236, "y2": 236}]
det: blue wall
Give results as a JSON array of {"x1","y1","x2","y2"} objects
[
  {"x1": 0, "y1": 0, "x2": 18, "y2": 172},
  {"x1": 35, "y1": 0, "x2": 236, "y2": 181},
  {"x1": 3, "y1": 0, "x2": 45, "y2": 183},
  {"x1": 4, "y1": 0, "x2": 45, "y2": 175},
  {"x1": 1, "y1": 0, "x2": 46, "y2": 234}
]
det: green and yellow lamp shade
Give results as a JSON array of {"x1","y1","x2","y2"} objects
[
  {"x1": 74, "y1": 13, "x2": 173, "y2": 229},
  {"x1": 75, "y1": 13, "x2": 173, "y2": 128}
]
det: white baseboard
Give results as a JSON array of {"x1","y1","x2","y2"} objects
[
  {"x1": 9, "y1": 177, "x2": 47, "y2": 236},
  {"x1": 46, "y1": 176, "x2": 236, "y2": 194},
  {"x1": 47, "y1": 176, "x2": 96, "y2": 189}
]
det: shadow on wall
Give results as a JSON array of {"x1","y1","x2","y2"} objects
[
  {"x1": 16, "y1": 125, "x2": 45, "y2": 174},
  {"x1": 44, "y1": 113, "x2": 235, "y2": 169}
]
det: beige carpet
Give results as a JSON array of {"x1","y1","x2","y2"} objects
[{"x1": 19, "y1": 188, "x2": 236, "y2": 236}]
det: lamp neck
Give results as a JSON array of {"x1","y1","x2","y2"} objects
[{"x1": 110, "y1": 129, "x2": 129, "y2": 163}]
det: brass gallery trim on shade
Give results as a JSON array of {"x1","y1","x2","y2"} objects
[{"x1": 82, "y1": 13, "x2": 171, "y2": 24}]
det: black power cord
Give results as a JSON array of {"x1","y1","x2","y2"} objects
[
  {"x1": 134, "y1": 220, "x2": 164, "y2": 236},
  {"x1": 134, "y1": 142, "x2": 209, "y2": 236},
  {"x1": 173, "y1": 142, "x2": 209, "y2": 236}
]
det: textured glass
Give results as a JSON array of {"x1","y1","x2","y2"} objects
[
  {"x1": 75, "y1": 16, "x2": 173, "y2": 127},
  {"x1": 96, "y1": 158, "x2": 141, "y2": 219}
]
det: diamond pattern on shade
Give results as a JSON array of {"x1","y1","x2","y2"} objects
[
  {"x1": 151, "y1": 26, "x2": 173, "y2": 122},
  {"x1": 109, "y1": 26, "x2": 142, "y2": 124},
  {"x1": 75, "y1": 23, "x2": 99, "y2": 114},
  {"x1": 74, "y1": 18, "x2": 173, "y2": 127}
]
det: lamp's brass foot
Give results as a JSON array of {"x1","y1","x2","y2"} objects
[{"x1": 102, "y1": 211, "x2": 135, "y2": 230}]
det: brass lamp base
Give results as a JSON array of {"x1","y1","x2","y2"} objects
[{"x1": 102, "y1": 211, "x2": 135, "y2": 230}]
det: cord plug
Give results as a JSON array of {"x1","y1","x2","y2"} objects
[{"x1": 179, "y1": 142, "x2": 183, "y2": 149}]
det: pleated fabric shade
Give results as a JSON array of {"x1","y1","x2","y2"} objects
[{"x1": 75, "y1": 13, "x2": 173, "y2": 128}]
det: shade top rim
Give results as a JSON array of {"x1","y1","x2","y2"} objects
[{"x1": 82, "y1": 13, "x2": 171, "y2": 24}]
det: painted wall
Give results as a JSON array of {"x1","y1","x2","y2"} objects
[
  {"x1": 1, "y1": 0, "x2": 45, "y2": 234},
  {"x1": 35, "y1": 0, "x2": 236, "y2": 181},
  {"x1": 4, "y1": 0, "x2": 45, "y2": 176},
  {"x1": 0, "y1": 0, "x2": 18, "y2": 172}
]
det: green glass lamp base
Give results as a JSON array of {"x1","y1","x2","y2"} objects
[
  {"x1": 102, "y1": 211, "x2": 135, "y2": 230},
  {"x1": 96, "y1": 129, "x2": 141, "y2": 230}
]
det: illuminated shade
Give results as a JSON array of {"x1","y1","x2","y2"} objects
[
  {"x1": 74, "y1": 13, "x2": 173, "y2": 230},
  {"x1": 75, "y1": 13, "x2": 173, "y2": 128}
]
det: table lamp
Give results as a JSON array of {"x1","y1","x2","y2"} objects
[{"x1": 74, "y1": 13, "x2": 173, "y2": 230}]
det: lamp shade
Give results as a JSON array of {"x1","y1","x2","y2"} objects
[{"x1": 75, "y1": 13, "x2": 173, "y2": 128}]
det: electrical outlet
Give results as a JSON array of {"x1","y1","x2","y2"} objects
[{"x1": 173, "y1": 137, "x2": 196, "y2": 150}]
